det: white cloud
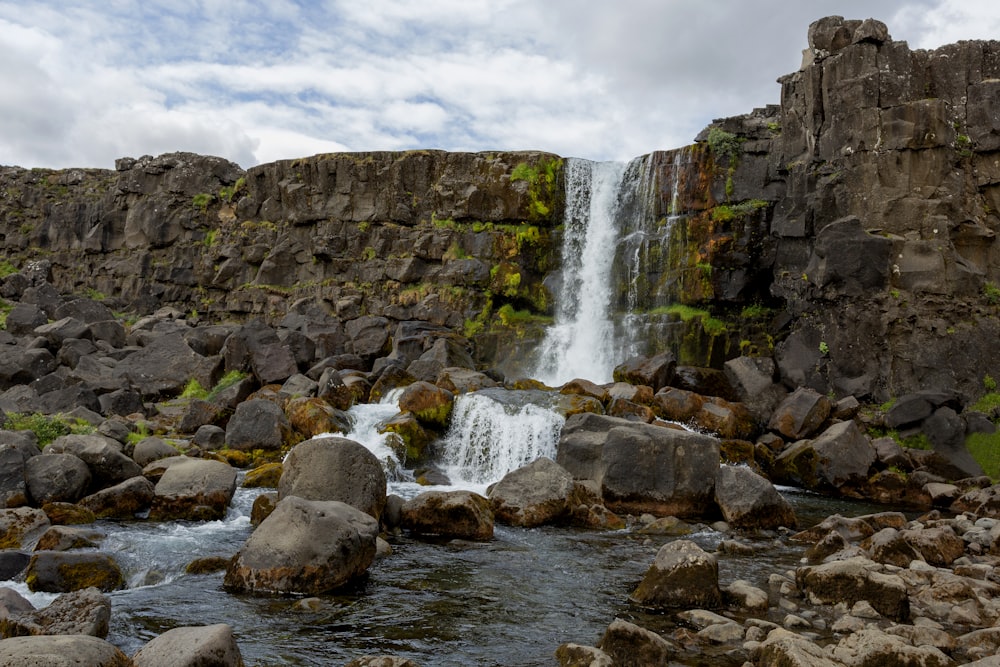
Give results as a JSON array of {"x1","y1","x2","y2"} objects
[{"x1": 0, "y1": 1, "x2": 996, "y2": 169}]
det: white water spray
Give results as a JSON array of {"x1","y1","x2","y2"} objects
[{"x1": 438, "y1": 391, "x2": 564, "y2": 486}]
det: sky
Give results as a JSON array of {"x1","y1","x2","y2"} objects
[{"x1": 2, "y1": 1, "x2": 1000, "y2": 170}]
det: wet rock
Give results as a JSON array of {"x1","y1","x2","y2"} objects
[
  {"x1": 0, "y1": 508, "x2": 50, "y2": 549},
  {"x1": 132, "y1": 623, "x2": 244, "y2": 667},
  {"x1": 554, "y1": 643, "x2": 612, "y2": 667},
  {"x1": 78, "y1": 476, "x2": 155, "y2": 520},
  {"x1": 435, "y1": 367, "x2": 497, "y2": 394},
  {"x1": 598, "y1": 618, "x2": 676, "y2": 666},
  {"x1": 832, "y1": 626, "x2": 952, "y2": 667},
  {"x1": 148, "y1": 457, "x2": 237, "y2": 521},
  {"x1": 631, "y1": 539, "x2": 722, "y2": 609},
  {"x1": 752, "y1": 627, "x2": 842, "y2": 667},
  {"x1": 224, "y1": 398, "x2": 294, "y2": 451},
  {"x1": 397, "y1": 381, "x2": 454, "y2": 429},
  {"x1": 713, "y1": 464, "x2": 796, "y2": 530},
  {"x1": 0, "y1": 635, "x2": 129, "y2": 665},
  {"x1": 401, "y1": 490, "x2": 494, "y2": 540},
  {"x1": 797, "y1": 555, "x2": 910, "y2": 621},
  {"x1": 488, "y1": 456, "x2": 575, "y2": 527},
  {"x1": 25, "y1": 552, "x2": 123, "y2": 593},
  {"x1": 224, "y1": 496, "x2": 378, "y2": 595},
  {"x1": 381, "y1": 412, "x2": 433, "y2": 465},
  {"x1": 285, "y1": 396, "x2": 349, "y2": 438},
  {"x1": 33, "y1": 526, "x2": 103, "y2": 552},
  {"x1": 279, "y1": 437, "x2": 387, "y2": 520},
  {"x1": 242, "y1": 462, "x2": 282, "y2": 488},
  {"x1": 0, "y1": 587, "x2": 111, "y2": 638},
  {"x1": 344, "y1": 657, "x2": 420, "y2": 667},
  {"x1": 557, "y1": 413, "x2": 720, "y2": 518}
]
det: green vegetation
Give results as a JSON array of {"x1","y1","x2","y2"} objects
[
  {"x1": 966, "y1": 432, "x2": 1000, "y2": 480},
  {"x1": 442, "y1": 242, "x2": 467, "y2": 261},
  {"x1": 767, "y1": 121, "x2": 781, "y2": 133},
  {"x1": 83, "y1": 288, "x2": 106, "y2": 301},
  {"x1": 706, "y1": 127, "x2": 742, "y2": 164},
  {"x1": 218, "y1": 176, "x2": 246, "y2": 203},
  {"x1": 819, "y1": 341, "x2": 830, "y2": 355},
  {"x1": 740, "y1": 303, "x2": 772, "y2": 319},
  {"x1": 180, "y1": 371, "x2": 250, "y2": 402},
  {"x1": 971, "y1": 392, "x2": 1000, "y2": 414},
  {"x1": 3, "y1": 412, "x2": 95, "y2": 447},
  {"x1": 510, "y1": 158, "x2": 562, "y2": 220},
  {"x1": 126, "y1": 422, "x2": 151, "y2": 447},
  {"x1": 985, "y1": 374, "x2": 998, "y2": 392},
  {"x1": 0, "y1": 299, "x2": 12, "y2": 330},
  {"x1": 0, "y1": 260, "x2": 17, "y2": 278},
  {"x1": 650, "y1": 304, "x2": 727, "y2": 336},
  {"x1": 192, "y1": 193, "x2": 213, "y2": 212},
  {"x1": 984, "y1": 281, "x2": 1000, "y2": 305},
  {"x1": 362, "y1": 246, "x2": 377, "y2": 261}
]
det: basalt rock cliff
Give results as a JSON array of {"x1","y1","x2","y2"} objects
[{"x1": 2, "y1": 16, "x2": 1000, "y2": 402}]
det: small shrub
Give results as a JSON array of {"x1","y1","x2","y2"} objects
[
  {"x1": 180, "y1": 379, "x2": 209, "y2": 400},
  {"x1": 985, "y1": 374, "x2": 998, "y2": 392},
  {"x1": 192, "y1": 193, "x2": 213, "y2": 212},
  {"x1": 819, "y1": 341, "x2": 830, "y2": 355},
  {"x1": 984, "y1": 281, "x2": 1000, "y2": 305},
  {"x1": 208, "y1": 370, "x2": 248, "y2": 400},
  {"x1": 3, "y1": 413, "x2": 94, "y2": 447},
  {"x1": 0, "y1": 259, "x2": 17, "y2": 278},
  {"x1": 706, "y1": 127, "x2": 742, "y2": 164}
]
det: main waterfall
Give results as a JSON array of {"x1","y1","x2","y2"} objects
[{"x1": 532, "y1": 156, "x2": 661, "y2": 386}]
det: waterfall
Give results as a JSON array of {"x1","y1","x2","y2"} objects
[
  {"x1": 533, "y1": 159, "x2": 628, "y2": 386},
  {"x1": 438, "y1": 390, "x2": 564, "y2": 486},
  {"x1": 532, "y1": 156, "x2": 661, "y2": 385}
]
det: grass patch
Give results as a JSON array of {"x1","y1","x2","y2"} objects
[
  {"x1": 180, "y1": 370, "x2": 249, "y2": 402},
  {"x1": 966, "y1": 431, "x2": 1000, "y2": 480},
  {"x1": 971, "y1": 392, "x2": 1000, "y2": 414},
  {"x1": 649, "y1": 304, "x2": 727, "y2": 336},
  {"x1": 3, "y1": 413, "x2": 95, "y2": 447},
  {"x1": 0, "y1": 259, "x2": 17, "y2": 278}
]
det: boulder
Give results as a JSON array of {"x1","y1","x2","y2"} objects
[
  {"x1": 900, "y1": 525, "x2": 965, "y2": 566},
  {"x1": 131, "y1": 437, "x2": 179, "y2": 468},
  {"x1": 224, "y1": 496, "x2": 378, "y2": 595},
  {"x1": 796, "y1": 556, "x2": 910, "y2": 621},
  {"x1": 435, "y1": 367, "x2": 498, "y2": 394},
  {"x1": 488, "y1": 457, "x2": 576, "y2": 527},
  {"x1": 0, "y1": 635, "x2": 130, "y2": 665},
  {"x1": 25, "y1": 552, "x2": 123, "y2": 593},
  {"x1": 630, "y1": 540, "x2": 722, "y2": 609},
  {"x1": 78, "y1": 476, "x2": 155, "y2": 520},
  {"x1": 832, "y1": 627, "x2": 953, "y2": 667},
  {"x1": 113, "y1": 332, "x2": 220, "y2": 400},
  {"x1": 773, "y1": 420, "x2": 876, "y2": 492},
  {"x1": 713, "y1": 465, "x2": 797, "y2": 530},
  {"x1": 598, "y1": 619, "x2": 675, "y2": 666},
  {"x1": 34, "y1": 526, "x2": 103, "y2": 552},
  {"x1": 279, "y1": 437, "x2": 387, "y2": 520},
  {"x1": 0, "y1": 508, "x2": 50, "y2": 549},
  {"x1": 0, "y1": 445, "x2": 32, "y2": 508},
  {"x1": 612, "y1": 352, "x2": 676, "y2": 392},
  {"x1": 24, "y1": 454, "x2": 92, "y2": 505},
  {"x1": 555, "y1": 643, "x2": 613, "y2": 667},
  {"x1": 148, "y1": 457, "x2": 237, "y2": 521},
  {"x1": 285, "y1": 396, "x2": 349, "y2": 438},
  {"x1": 0, "y1": 587, "x2": 111, "y2": 638},
  {"x1": 224, "y1": 399, "x2": 294, "y2": 452},
  {"x1": 866, "y1": 527, "x2": 923, "y2": 567},
  {"x1": 344, "y1": 657, "x2": 420, "y2": 667},
  {"x1": 401, "y1": 490, "x2": 494, "y2": 540},
  {"x1": 752, "y1": 627, "x2": 843, "y2": 667},
  {"x1": 397, "y1": 381, "x2": 454, "y2": 428},
  {"x1": 132, "y1": 623, "x2": 244, "y2": 667},
  {"x1": 556, "y1": 413, "x2": 720, "y2": 517},
  {"x1": 768, "y1": 387, "x2": 833, "y2": 439},
  {"x1": 0, "y1": 346, "x2": 56, "y2": 390},
  {"x1": 46, "y1": 434, "x2": 142, "y2": 493}
]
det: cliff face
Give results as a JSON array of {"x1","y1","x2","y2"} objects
[{"x1": 2, "y1": 16, "x2": 1000, "y2": 400}]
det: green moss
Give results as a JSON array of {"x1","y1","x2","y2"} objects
[
  {"x1": 706, "y1": 127, "x2": 742, "y2": 164},
  {"x1": 650, "y1": 304, "x2": 727, "y2": 336},
  {"x1": 984, "y1": 281, "x2": 1000, "y2": 305},
  {"x1": 4, "y1": 413, "x2": 94, "y2": 447},
  {"x1": 0, "y1": 260, "x2": 17, "y2": 278},
  {"x1": 192, "y1": 193, "x2": 213, "y2": 212},
  {"x1": 510, "y1": 158, "x2": 562, "y2": 222},
  {"x1": 971, "y1": 392, "x2": 1000, "y2": 414},
  {"x1": 180, "y1": 379, "x2": 209, "y2": 400}
]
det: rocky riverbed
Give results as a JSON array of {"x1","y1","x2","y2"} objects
[{"x1": 0, "y1": 267, "x2": 998, "y2": 666}]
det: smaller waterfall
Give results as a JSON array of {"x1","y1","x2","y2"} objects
[
  {"x1": 315, "y1": 388, "x2": 409, "y2": 481},
  {"x1": 438, "y1": 390, "x2": 565, "y2": 486}
]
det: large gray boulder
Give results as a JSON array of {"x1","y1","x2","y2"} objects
[
  {"x1": 598, "y1": 619, "x2": 675, "y2": 666},
  {"x1": 78, "y1": 476, "x2": 155, "y2": 520},
  {"x1": 224, "y1": 496, "x2": 378, "y2": 595},
  {"x1": 25, "y1": 454, "x2": 91, "y2": 505},
  {"x1": 46, "y1": 434, "x2": 142, "y2": 493},
  {"x1": 773, "y1": 420, "x2": 876, "y2": 493},
  {"x1": 796, "y1": 555, "x2": 910, "y2": 621},
  {"x1": 557, "y1": 413, "x2": 719, "y2": 517},
  {"x1": 0, "y1": 443, "x2": 35, "y2": 508},
  {"x1": 488, "y1": 457, "x2": 575, "y2": 527},
  {"x1": 714, "y1": 464, "x2": 797, "y2": 530},
  {"x1": 0, "y1": 635, "x2": 131, "y2": 666},
  {"x1": 224, "y1": 398, "x2": 293, "y2": 452},
  {"x1": 113, "y1": 332, "x2": 221, "y2": 400},
  {"x1": 279, "y1": 437, "x2": 386, "y2": 520},
  {"x1": 630, "y1": 539, "x2": 722, "y2": 609},
  {"x1": 132, "y1": 623, "x2": 244, "y2": 667},
  {"x1": 768, "y1": 387, "x2": 833, "y2": 440},
  {"x1": 149, "y1": 457, "x2": 237, "y2": 521},
  {"x1": 0, "y1": 507, "x2": 50, "y2": 549}
]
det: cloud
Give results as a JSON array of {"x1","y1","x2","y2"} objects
[{"x1": 0, "y1": 1, "x2": 994, "y2": 169}]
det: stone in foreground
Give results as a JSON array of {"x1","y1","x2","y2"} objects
[
  {"x1": 132, "y1": 623, "x2": 244, "y2": 667},
  {"x1": 224, "y1": 496, "x2": 378, "y2": 595},
  {"x1": 630, "y1": 539, "x2": 722, "y2": 609}
]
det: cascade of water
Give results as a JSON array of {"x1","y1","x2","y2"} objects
[
  {"x1": 438, "y1": 391, "x2": 565, "y2": 487},
  {"x1": 533, "y1": 159, "x2": 628, "y2": 385},
  {"x1": 313, "y1": 388, "x2": 409, "y2": 481}
]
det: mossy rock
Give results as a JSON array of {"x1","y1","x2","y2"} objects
[
  {"x1": 381, "y1": 413, "x2": 434, "y2": 465},
  {"x1": 398, "y1": 382, "x2": 454, "y2": 429},
  {"x1": 42, "y1": 502, "x2": 96, "y2": 526},
  {"x1": 242, "y1": 462, "x2": 283, "y2": 489},
  {"x1": 719, "y1": 439, "x2": 755, "y2": 466},
  {"x1": 25, "y1": 552, "x2": 123, "y2": 593},
  {"x1": 217, "y1": 449, "x2": 252, "y2": 468},
  {"x1": 553, "y1": 394, "x2": 605, "y2": 418},
  {"x1": 286, "y1": 397, "x2": 350, "y2": 438},
  {"x1": 185, "y1": 556, "x2": 230, "y2": 575}
]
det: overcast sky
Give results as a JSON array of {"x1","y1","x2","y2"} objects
[{"x1": 2, "y1": 0, "x2": 999, "y2": 169}]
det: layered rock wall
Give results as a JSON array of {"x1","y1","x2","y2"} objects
[{"x1": 3, "y1": 16, "x2": 1000, "y2": 400}]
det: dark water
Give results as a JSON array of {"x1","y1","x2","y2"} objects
[{"x1": 39, "y1": 485, "x2": 892, "y2": 666}]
